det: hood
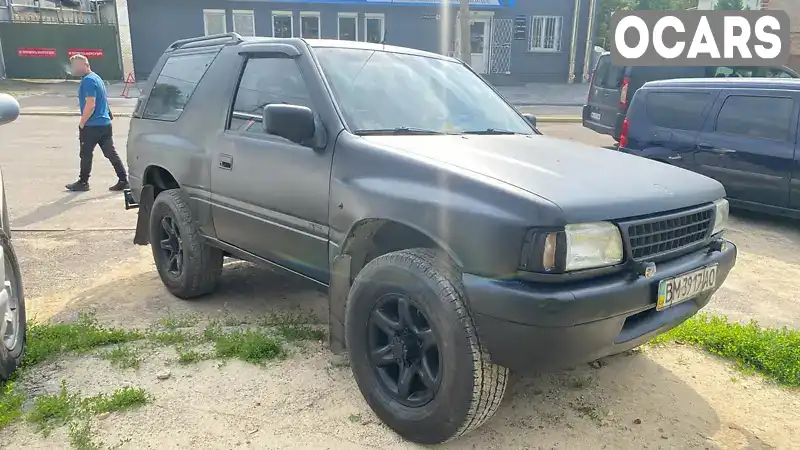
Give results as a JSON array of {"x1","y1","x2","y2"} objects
[{"x1": 363, "y1": 134, "x2": 725, "y2": 223}]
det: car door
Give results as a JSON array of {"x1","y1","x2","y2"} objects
[
  {"x1": 694, "y1": 90, "x2": 796, "y2": 208},
  {"x1": 210, "y1": 50, "x2": 333, "y2": 283}
]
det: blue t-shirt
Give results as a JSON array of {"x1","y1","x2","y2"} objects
[{"x1": 78, "y1": 72, "x2": 111, "y2": 127}]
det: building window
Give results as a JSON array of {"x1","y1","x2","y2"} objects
[
  {"x1": 272, "y1": 11, "x2": 294, "y2": 38},
  {"x1": 203, "y1": 9, "x2": 227, "y2": 36},
  {"x1": 529, "y1": 16, "x2": 563, "y2": 52},
  {"x1": 300, "y1": 12, "x2": 321, "y2": 39},
  {"x1": 233, "y1": 10, "x2": 256, "y2": 37},
  {"x1": 364, "y1": 13, "x2": 385, "y2": 44},
  {"x1": 338, "y1": 13, "x2": 358, "y2": 41}
]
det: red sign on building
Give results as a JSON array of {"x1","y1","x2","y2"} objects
[
  {"x1": 18, "y1": 47, "x2": 57, "y2": 58},
  {"x1": 68, "y1": 49, "x2": 104, "y2": 59}
]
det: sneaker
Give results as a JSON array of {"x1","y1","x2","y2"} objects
[
  {"x1": 65, "y1": 180, "x2": 90, "y2": 191},
  {"x1": 109, "y1": 180, "x2": 130, "y2": 191}
]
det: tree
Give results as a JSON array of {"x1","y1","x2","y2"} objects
[
  {"x1": 594, "y1": 0, "x2": 699, "y2": 50},
  {"x1": 715, "y1": 0, "x2": 745, "y2": 10}
]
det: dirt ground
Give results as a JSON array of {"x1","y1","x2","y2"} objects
[{"x1": 0, "y1": 118, "x2": 798, "y2": 449}]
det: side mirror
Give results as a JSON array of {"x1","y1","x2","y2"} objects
[
  {"x1": 522, "y1": 113, "x2": 537, "y2": 128},
  {"x1": 0, "y1": 94, "x2": 20, "y2": 127},
  {"x1": 262, "y1": 104, "x2": 315, "y2": 145}
]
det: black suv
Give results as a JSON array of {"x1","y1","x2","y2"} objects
[
  {"x1": 583, "y1": 52, "x2": 799, "y2": 141},
  {"x1": 124, "y1": 34, "x2": 737, "y2": 444},
  {"x1": 621, "y1": 78, "x2": 800, "y2": 219}
]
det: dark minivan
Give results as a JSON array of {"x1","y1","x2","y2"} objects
[
  {"x1": 582, "y1": 52, "x2": 799, "y2": 141},
  {"x1": 620, "y1": 78, "x2": 800, "y2": 218}
]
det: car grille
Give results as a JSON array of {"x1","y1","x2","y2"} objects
[{"x1": 627, "y1": 208, "x2": 713, "y2": 260}]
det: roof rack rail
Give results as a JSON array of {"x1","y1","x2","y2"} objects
[{"x1": 168, "y1": 32, "x2": 244, "y2": 51}]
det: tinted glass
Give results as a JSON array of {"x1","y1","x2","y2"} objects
[
  {"x1": 645, "y1": 92, "x2": 711, "y2": 131},
  {"x1": 314, "y1": 48, "x2": 533, "y2": 135},
  {"x1": 594, "y1": 56, "x2": 624, "y2": 90},
  {"x1": 143, "y1": 51, "x2": 217, "y2": 122},
  {"x1": 716, "y1": 95, "x2": 794, "y2": 141},
  {"x1": 230, "y1": 57, "x2": 312, "y2": 131}
]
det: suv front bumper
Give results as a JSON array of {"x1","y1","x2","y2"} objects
[{"x1": 464, "y1": 241, "x2": 737, "y2": 373}]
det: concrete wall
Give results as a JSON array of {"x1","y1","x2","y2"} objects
[{"x1": 127, "y1": 0, "x2": 595, "y2": 84}]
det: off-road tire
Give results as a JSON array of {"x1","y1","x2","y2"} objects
[
  {"x1": 345, "y1": 248, "x2": 508, "y2": 445},
  {"x1": 149, "y1": 189, "x2": 223, "y2": 299},
  {"x1": 0, "y1": 233, "x2": 26, "y2": 381}
]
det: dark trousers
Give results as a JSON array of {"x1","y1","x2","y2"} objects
[{"x1": 79, "y1": 125, "x2": 127, "y2": 183}]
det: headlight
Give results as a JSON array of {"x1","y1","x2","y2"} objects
[
  {"x1": 564, "y1": 222, "x2": 624, "y2": 271},
  {"x1": 711, "y1": 199, "x2": 729, "y2": 236},
  {"x1": 520, "y1": 221, "x2": 624, "y2": 273}
]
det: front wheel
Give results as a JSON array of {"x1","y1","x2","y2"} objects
[
  {"x1": 0, "y1": 233, "x2": 26, "y2": 381},
  {"x1": 345, "y1": 249, "x2": 508, "y2": 445}
]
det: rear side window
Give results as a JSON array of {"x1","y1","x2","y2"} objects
[
  {"x1": 645, "y1": 92, "x2": 711, "y2": 131},
  {"x1": 142, "y1": 51, "x2": 218, "y2": 122},
  {"x1": 593, "y1": 56, "x2": 624, "y2": 89},
  {"x1": 715, "y1": 95, "x2": 794, "y2": 141},
  {"x1": 228, "y1": 56, "x2": 313, "y2": 132}
]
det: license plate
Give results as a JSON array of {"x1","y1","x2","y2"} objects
[
  {"x1": 590, "y1": 111, "x2": 601, "y2": 121},
  {"x1": 657, "y1": 265, "x2": 718, "y2": 311}
]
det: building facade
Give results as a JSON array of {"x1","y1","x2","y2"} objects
[
  {"x1": 762, "y1": 0, "x2": 800, "y2": 72},
  {"x1": 127, "y1": 0, "x2": 599, "y2": 85}
]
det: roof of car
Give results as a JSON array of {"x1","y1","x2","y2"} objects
[
  {"x1": 643, "y1": 78, "x2": 800, "y2": 90},
  {"x1": 240, "y1": 36, "x2": 459, "y2": 62}
]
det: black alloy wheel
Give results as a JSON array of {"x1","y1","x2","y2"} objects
[
  {"x1": 158, "y1": 215, "x2": 183, "y2": 277},
  {"x1": 367, "y1": 293, "x2": 441, "y2": 407}
]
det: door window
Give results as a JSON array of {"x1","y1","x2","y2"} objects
[
  {"x1": 338, "y1": 13, "x2": 358, "y2": 41},
  {"x1": 301, "y1": 12, "x2": 321, "y2": 39},
  {"x1": 229, "y1": 56, "x2": 313, "y2": 132},
  {"x1": 646, "y1": 92, "x2": 711, "y2": 131},
  {"x1": 364, "y1": 14, "x2": 384, "y2": 43},
  {"x1": 272, "y1": 11, "x2": 293, "y2": 38},
  {"x1": 593, "y1": 56, "x2": 624, "y2": 90},
  {"x1": 715, "y1": 95, "x2": 794, "y2": 141},
  {"x1": 470, "y1": 21, "x2": 485, "y2": 54}
]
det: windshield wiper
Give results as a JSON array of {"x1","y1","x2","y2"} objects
[
  {"x1": 353, "y1": 127, "x2": 445, "y2": 136},
  {"x1": 461, "y1": 129, "x2": 522, "y2": 135}
]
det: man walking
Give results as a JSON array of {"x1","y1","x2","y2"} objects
[{"x1": 65, "y1": 54, "x2": 129, "y2": 192}]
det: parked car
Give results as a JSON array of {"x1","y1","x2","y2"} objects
[
  {"x1": 583, "y1": 52, "x2": 800, "y2": 141},
  {"x1": 620, "y1": 77, "x2": 800, "y2": 219},
  {"x1": 123, "y1": 34, "x2": 737, "y2": 445},
  {"x1": 0, "y1": 93, "x2": 26, "y2": 381}
]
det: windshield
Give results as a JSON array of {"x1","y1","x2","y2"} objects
[{"x1": 314, "y1": 47, "x2": 534, "y2": 135}]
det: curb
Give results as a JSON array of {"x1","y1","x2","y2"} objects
[{"x1": 19, "y1": 111, "x2": 582, "y2": 123}]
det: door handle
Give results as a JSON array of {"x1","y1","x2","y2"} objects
[{"x1": 219, "y1": 154, "x2": 233, "y2": 170}]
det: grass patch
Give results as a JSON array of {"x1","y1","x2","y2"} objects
[
  {"x1": 148, "y1": 329, "x2": 195, "y2": 346},
  {"x1": 213, "y1": 330, "x2": 285, "y2": 364},
  {"x1": 176, "y1": 348, "x2": 213, "y2": 365},
  {"x1": 86, "y1": 387, "x2": 149, "y2": 414},
  {"x1": 100, "y1": 345, "x2": 141, "y2": 370},
  {"x1": 26, "y1": 381, "x2": 150, "y2": 437},
  {"x1": 68, "y1": 419, "x2": 103, "y2": 450},
  {"x1": 651, "y1": 314, "x2": 800, "y2": 387},
  {"x1": 159, "y1": 313, "x2": 200, "y2": 330},
  {"x1": 27, "y1": 381, "x2": 82, "y2": 435},
  {"x1": 276, "y1": 324, "x2": 326, "y2": 342},
  {"x1": 24, "y1": 312, "x2": 143, "y2": 368},
  {"x1": 0, "y1": 382, "x2": 26, "y2": 429}
]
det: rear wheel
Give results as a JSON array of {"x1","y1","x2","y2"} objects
[
  {"x1": 0, "y1": 234, "x2": 25, "y2": 381},
  {"x1": 345, "y1": 248, "x2": 508, "y2": 445},
  {"x1": 149, "y1": 189, "x2": 223, "y2": 299}
]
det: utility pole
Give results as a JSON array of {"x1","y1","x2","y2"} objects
[{"x1": 459, "y1": 0, "x2": 471, "y2": 66}]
